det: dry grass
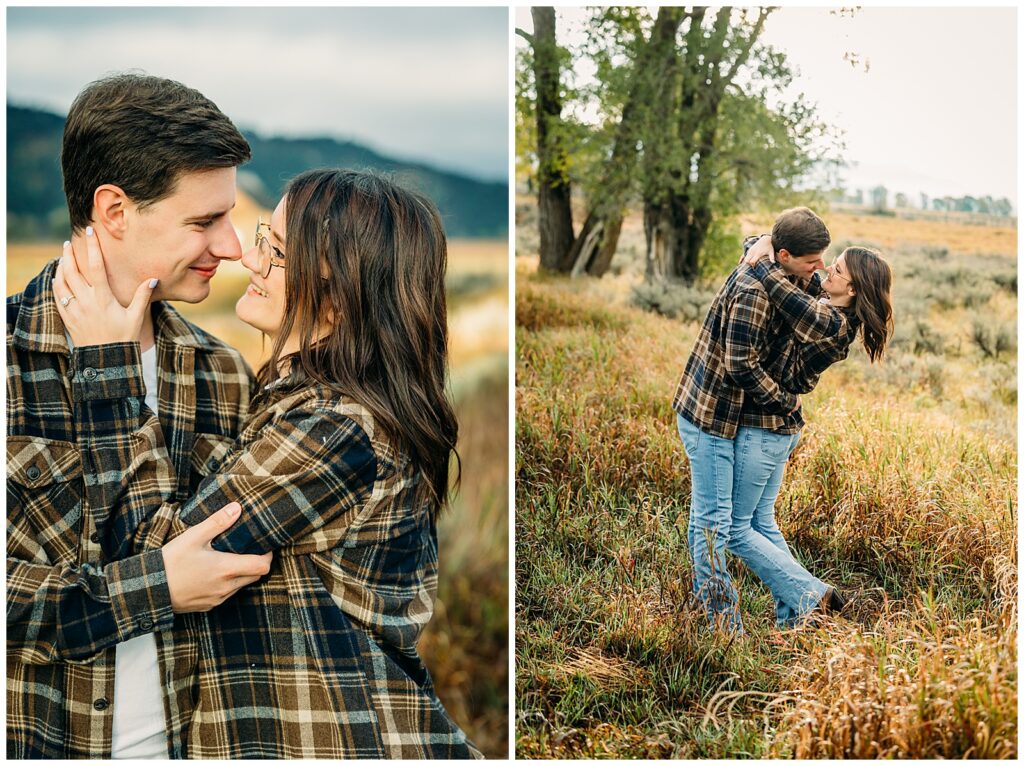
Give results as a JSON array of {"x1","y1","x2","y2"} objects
[
  {"x1": 515, "y1": 204, "x2": 1016, "y2": 758},
  {"x1": 740, "y1": 210, "x2": 1017, "y2": 257},
  {"x1": 769, "y1": 591, "x2": 1017, "y2": 758}
]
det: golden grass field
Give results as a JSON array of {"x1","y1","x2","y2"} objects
[
  {"x1": 515, "y1": 203, "x2": 1016, "y2": 758},
  {"x1": 7, "y1": 230, "x2": 510, "y2": 757}
]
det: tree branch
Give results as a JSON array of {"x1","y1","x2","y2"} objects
[
  {"x1": 515, "y1": 27, "x2": 534, "y2": 45},
  {"x1": 723, "y1": 8, "x2": 771, "y2": 84}
]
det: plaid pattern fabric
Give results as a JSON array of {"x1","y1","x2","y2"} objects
[
  {"x1": 778, "y1": 309, "x2": 861, "y2": 394},
  {"x1": 738, "y1": 257, "x2": 853, "y2": 421},
  {"x1": 672, "y1": 239, "x2": 848, "y2": 438},
  {"x1": 7, "y1": 260, "x2": 253, "y2": 759},
  {"x1": 74, "y1": 349, "x2": 479, "y2": 758}
]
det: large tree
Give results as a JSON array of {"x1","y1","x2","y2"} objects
[
  {"x1": 517, "y1": 7, "x2": 839, "y2": 283},
  {"x1": 566, "y1": 7, "x2": 687, "y2": 277},
  {"x1": 641, "y1": 8, "x2": 768, "y2": 282}
]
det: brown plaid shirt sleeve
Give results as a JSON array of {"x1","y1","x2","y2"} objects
[
  {"x1": 748, "y1": 258, "x2": 848, "y2": 343},
  {"x1": 779, "y1": 312, "x2": 861, "y2": 394},
  {"x1": 744, "y1": 257, "x2": 859, "y2": 393},
  {"x1": 723, "y1": 287, "x2": 800, "y2": 416},
  {"x1": 134, "y1": 402, "x2": 380, "y2": 556},
  {"x1": 6, "y1": 544, "x2": 174, "y2": 664}
]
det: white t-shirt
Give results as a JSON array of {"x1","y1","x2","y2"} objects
[
  {"x1": 65, "y1": 337, "x2": 168, "y2": 758},
  {"x1": 110, "y1": 343, "x2": 168, "y2": 759}
]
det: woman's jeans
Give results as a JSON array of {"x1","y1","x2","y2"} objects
[{"x1": 676, "y1": 414, "x2": 827, "y2": 631}]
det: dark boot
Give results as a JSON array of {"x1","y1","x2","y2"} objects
[{"x1": 827, "y1": 587, "x2": 849, "y2": 613}]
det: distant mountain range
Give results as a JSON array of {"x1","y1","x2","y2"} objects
[{"x1": 7, "y1": 103, "x2": 507, "y2": 240}]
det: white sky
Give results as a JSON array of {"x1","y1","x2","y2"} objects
[
  {"x1": 7, "y1": 6, "x2": 509, "y2": 183},
  {"x1": 515, "y1": 6, "x2": 1017, "y2": 206}
]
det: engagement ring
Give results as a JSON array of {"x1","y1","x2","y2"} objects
[{"x1": 60, "y1": 295, "x2": 76, "y2": 307}]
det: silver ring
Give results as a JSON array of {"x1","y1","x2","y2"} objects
[{"x1": 60, "y1": 295, "x2": 76, "y2": 308}]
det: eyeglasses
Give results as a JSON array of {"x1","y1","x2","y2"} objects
[
  {"x1": 254, "y1": 217, "x2": 286, "y2": 279},
  {"x1": 828, "y1": 262, "x2": 852, "y2": 284}
]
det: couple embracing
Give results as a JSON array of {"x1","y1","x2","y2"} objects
[
  {"x1": 8, "y1": 74, "x2": 478, "y2": 758},
  {"x1": 673, "y1": 207, "x2": 894, "y2": 633}
]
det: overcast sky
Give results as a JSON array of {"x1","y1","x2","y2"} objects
[
  {"x1": 516, "y1": 6, "x2": 1017, "y2": 206},
  {"x1": 7, "y1": 6, "x2": 509, "y2": 183}
]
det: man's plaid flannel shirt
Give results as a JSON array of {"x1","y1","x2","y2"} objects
[
  {"x1": 672, "y1": 238, "x2": 853, "y2": 438},
  {"x1": 7, "y1": 260, "x2": 252, "y2": 758},
  {"x1": 68, "y1": 345, "x2": 479, "y2": 757}
]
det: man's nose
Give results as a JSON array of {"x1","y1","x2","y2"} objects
[{"x1": 211, "y1": 219, "x2": 244, "y2": 261}]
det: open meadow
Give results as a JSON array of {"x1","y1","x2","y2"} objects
[
  {"x1": 8, "y1": 227, "x2": 510, "y2": 757},
  {"x1": 515, "y1": 203, "x2": 1016, "y2": 758}
]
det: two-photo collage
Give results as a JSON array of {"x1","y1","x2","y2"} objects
[{"x1": 4, "y1": 4, "x2": 1018, "y2": 761}]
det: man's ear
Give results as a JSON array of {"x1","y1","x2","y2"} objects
[
  {"x1": 776, "y1": 248, "x2": 791, "y2": 265},
  {"x1": 92, "y1": 184, "x2": 131, "y2": 240}
]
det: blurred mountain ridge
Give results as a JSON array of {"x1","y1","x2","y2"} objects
[{"x1": 7, "y1": 103, "x2": 507, "y2": 240}]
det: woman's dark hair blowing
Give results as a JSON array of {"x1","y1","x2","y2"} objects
[
  {"x1": 258, "y1": 169, "x2": 459, "y2": 515},
  {"x1": 843, "y1": 246, "x2": 894, "y2": 362}
]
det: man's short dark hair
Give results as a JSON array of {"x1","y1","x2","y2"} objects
[
  {"x1": 771, "y1": 206, "x2": 830, "y2": 257},
  {"x1": 61, "y1": 73, "x2": 251, "y2": 231}
]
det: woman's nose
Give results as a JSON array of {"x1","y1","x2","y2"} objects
[{"x1": 240, "y1": 245, "x2": 260, "y2": 274}]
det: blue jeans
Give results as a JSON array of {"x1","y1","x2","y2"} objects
[
  {"x1": 729, "y1": 427, "x2": 828, "y2": 626},
  {"x1": 677, "y1": 415, "x2": 827, "y2": 631},
  {"x1": 676, "y1": 414, "x2": 743, "y2": 632}
]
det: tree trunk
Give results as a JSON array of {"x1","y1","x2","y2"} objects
[
  {"x1": 587, "y1": 214, "x2": 622, "y2": 276},
  {"x1": 531, "y1": 7, "x2": 575, "y2": 272},
  {"x1": 569, "y1": 8, "x2": 686, "y2": 279},
  {"x1": 566, "y1": 210, "x2": 624, "y2": 277},
  {"x1": 666, "y1": 201, "x2": 710, "y2": 282},
  {"x1": 646, "y1": 197, "x2": 700, "y2": 283}
]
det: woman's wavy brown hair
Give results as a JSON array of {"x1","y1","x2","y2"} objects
[
  {"x1": 843, "y1": 246, "x2": 894, "y2": 362},
  {"x1": 256, "y1": 168, "x2": 459, "y2": 515}
]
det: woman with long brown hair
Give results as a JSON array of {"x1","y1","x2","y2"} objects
[
  {"x1": 748, "y1": 240, "x2": 895, "y2": 386},
  {"x1": 53, "y1": 168, "x2": 478, "y2": 758},
  {"x1": 730, "y1": 235, "x2": 894, "y2": 624}
]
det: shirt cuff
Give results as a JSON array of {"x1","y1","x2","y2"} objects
[
  {"x1": 778, "y1": 390, "x2": 799, "y2": 415},
  {"x1": 71, "y1": 343, "x2": 145, "y2": 402},
  {"x1": 104, "y1": 549, "x2": 175, "y2": 642}
]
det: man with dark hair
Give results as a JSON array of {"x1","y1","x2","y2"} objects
[
  {"x1": 8, "y1": 73, "x2": 270, "y2": 758},
  {"x1": 672, "y1": 206, "x2": 850, "y2": 633}
]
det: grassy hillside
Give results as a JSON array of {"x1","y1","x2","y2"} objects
[
  {"x1": 515, "y1": 206, "x2": 1016, "y2": 758},
  {"x1": 7, "y1": 237, "x2": 509, "y2": 757}
]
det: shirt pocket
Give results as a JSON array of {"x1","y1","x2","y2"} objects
[{"x1": 7, "y1": 436, "x2": 84, "y2": 564}]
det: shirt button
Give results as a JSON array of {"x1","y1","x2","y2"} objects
[
  {"x1": 93, "y1": 698, "x2": 109, "y2": 711},
  {"x1": 90, "y1": 531, "x2": 100, "y2": 544},
  {"x1": 83, "y1": 367, "x2": 98, "y2": 381},
  {"x1": 26, "y1": 466, "x2": 41, "y2": 481},
  {"x1": 138, "y1": 616, "x2": 154, "y2": 632}
]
